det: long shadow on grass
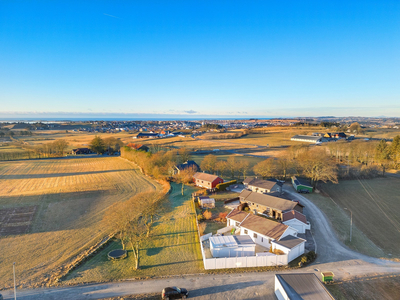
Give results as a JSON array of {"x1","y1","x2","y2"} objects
[
  {"x1": 189, "y1": 281, "x2": 264, "y2": 297},
  {"x1": 140, "y1": 259, "x2": 201, "y2": 269}
]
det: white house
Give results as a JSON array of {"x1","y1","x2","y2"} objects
[
  {"x1": 226, "y1": 209, "x2": 298, "y2": 249},
  {"x1": 271, "y1": 235, "x2": 306, "y2": 262},
  {"x1": 282, "y1": 210, "x2": 311, "y2": 234},
  {"x1": 209, "y1": 235, "x2": 255, "y2": 258}
]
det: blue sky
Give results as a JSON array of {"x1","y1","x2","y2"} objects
[{"x1": 1, "y1": 1, "x2": 399, "y2": 118}]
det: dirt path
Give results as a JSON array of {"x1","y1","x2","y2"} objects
[{"x1": 3, "y1": 187, "x2": 400, "y2": 299}]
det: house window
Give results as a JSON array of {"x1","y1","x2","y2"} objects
[
  {"x1": 244, "y1": 229, "x2": 248, "y2": 234},
  {"x1": 235, "y1": 222, "x2": 239, "y2": 227},
  {"x1": 261, "y1": 237, "x2": 263, "y2": 242},
  {"x1": 253, "y1": 233, "x2": 257, "y2": 238},
  {"x1": 256, "y1": 204, "x2": 258, "y2": 208}
]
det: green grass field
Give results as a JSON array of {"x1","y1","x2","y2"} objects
[{"x1": 63, "y1": 183, "x2": 203, "y2": 283}]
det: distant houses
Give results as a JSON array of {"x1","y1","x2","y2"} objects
[
  {"x1": 126, "y1": 143, "x2": 149, "y2": 152},
  {"x1": 291, "y1": 132, "x2": 347, "y2": 144},
  {"x1": 71, "y1": 148, "x2": 93, "y2": 155},
  {"x1": 135, "y1": 132, "x2": 160, "y2": 139},
  {"x1": 193, "y1": 172, "x2": 223, "y2": 189}
]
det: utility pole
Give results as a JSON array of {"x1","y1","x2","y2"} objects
[
  {"x1": 13, "y1": 262, "x2": 17, "y2": 300},
  {"x1": 344, "y1": 208, "x2": 353, "y2": 242}
]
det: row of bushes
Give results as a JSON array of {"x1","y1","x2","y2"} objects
[{"x1": 216, "y1": 180, "x2": 237, "y2": 191}]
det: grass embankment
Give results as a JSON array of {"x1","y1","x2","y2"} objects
[
  {"x1": 0, "y1": 156, "x2": 162, "y2": 288},
  {"x1": 63, "y1": 183, "x2": 203, "y2": 284},
  {"x1": 304, "y1": 177, "x2": 400, "y2": 258}
]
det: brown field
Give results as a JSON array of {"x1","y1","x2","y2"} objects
[{"x1": 0, "y1": 156, "x2": 162, "y2": 288}]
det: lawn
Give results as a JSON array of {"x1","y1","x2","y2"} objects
[
  {"x1": 63, "y1": 182, "x2": 203, "y2": 284},
  {"x1": 317, "y1": 177, "x2": 400, "y2": 258},
  {"x1": 0, "y1": 156, "x2": 162, "y2": 288}
]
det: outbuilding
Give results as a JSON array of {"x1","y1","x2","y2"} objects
[
  {"x1": 193, "y1": 172, "x2": 223, "y2": 189},
  {"x1": 209, "y1": 235, "x2": 255, "y2": 258},
  {"x1": 291, "y1": 176, "x2": 313, "y2": 193},
  {"x1": 282, "y1": 210, "x2": 310, "y2": 234},
  {"x1": 271, "y1": 235, "x2": 306, "y2": 262},
  {"x1": 275, "y1": 273, "x2": 335, "y2": 300},
  {"x1": 198, "y1": 196, "x2": 215, "y2": 209}
]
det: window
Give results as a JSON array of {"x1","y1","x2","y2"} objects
[
  {"x1": 256, "y1": 204, "x2": 258, "y2": 208},
  {"x1": 261, "y1": 237, "x2": 263, "y2": 242},
  {"x1": 236, "y1": 222, "x2": 239, "y2": 227},
  {"x1": 253, "y1": 233, "x2": 257, "y2": 238},
  {"x1": 244, "y1": 229, "x2": 248, "y2": 234}
]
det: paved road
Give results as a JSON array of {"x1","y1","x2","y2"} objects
[{"x1": 2, "y1": 187, "x2": 400, "y2": 300}]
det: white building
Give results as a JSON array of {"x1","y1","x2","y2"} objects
[
  {"x1": 209, "y1": 235, "x2": 255, "y2": 258},
  {"x1": 282, "y1": 210, "x2": 311, "y2": 234}
]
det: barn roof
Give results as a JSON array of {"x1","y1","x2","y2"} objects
[{"x1": 193, "y1": 172, "x2": 222, "y2": 182}]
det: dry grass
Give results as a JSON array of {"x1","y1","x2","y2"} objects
[
  {"x1": 63, "y1": 183, "x2": 203, "y2": 284},
  {"x1": 326, "y1": 275, "x2": 400, "y2": 300},
  {"x1": 0, "y1": 156, "x2": 162, "y2": 288}
]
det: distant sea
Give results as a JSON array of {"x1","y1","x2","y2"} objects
[{"x1": 0, "y1": 117, "x2": 277, "y2": 122}]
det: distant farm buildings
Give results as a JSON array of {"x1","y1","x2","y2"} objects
[
  {"x1": 71, "y1": 148, "x2": 93, "y2": 155},
  {"x1": 290, "y1": 135, "x2": 322, "y2": 144}
]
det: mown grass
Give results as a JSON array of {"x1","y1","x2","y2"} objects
[
  {"x1": 0, "y1": 157, "x2": 162, "y2": 288},
  {"x1": 317, "y1": 178, "x2": 400, "y2": 258},
  {"x1": 63, "y1": 183, "x2": 203, "y2": 283}
]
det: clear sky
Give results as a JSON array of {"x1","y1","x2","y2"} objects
[{"x1": 1, "y1": 1, "x2": 399, "y2": 119}]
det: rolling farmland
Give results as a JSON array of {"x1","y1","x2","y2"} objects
[{"x1": 0, "y1": 156, "x2": 162, "y2": 288}]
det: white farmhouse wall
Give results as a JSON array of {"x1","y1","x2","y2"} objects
[
  {"x1": 280, "y1": 227, "x2": 298, "y2": 239},
  {"x1": 272, "y1": 242, "x2": 305, "y2": 262},
  {"x1": 239, "y1": 227, "x2": 271, "y2": 248},
  {"x1": 283, "y1": 219, "x2": 310, "y2": 234}
]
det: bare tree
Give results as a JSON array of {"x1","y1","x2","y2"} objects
[
  {"x1": 253, "y1": 158, "x2": 277, "y2": 179},
  {"x1": 215, "y1": 160, "x2": 228, "y2": 177},
  {"x1": 237, "y1": 160, "x2": 249, "y2": 180},
  {"x1": 227, "y1": 156, "x2": 239, "y2": 179},
  {"x1": 200, "y1": 154, "x2": 217, "y2": 174},
  {"x1": 175, "y1": 165, "x2": 197, "y2": 195}
]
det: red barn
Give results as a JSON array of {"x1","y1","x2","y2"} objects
[{"x1": 193, "y1": 172, "x2": 223, "y2": 189}]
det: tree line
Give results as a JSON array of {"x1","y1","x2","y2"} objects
[{"x1": 88, "y1": 136, "x2": 124, "y2": 155}]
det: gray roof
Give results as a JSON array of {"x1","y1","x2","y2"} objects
[
  {"x1": 239, "y1": 190, "x2": 299, "y2": 212},
  {"x1": 272, "y1": 235, "x2": 306, "y2": 248},
  {"x1": 291, "y1": 135, "x2": 322, "y2": 141},
  {"x1": 276, "y1": 273, "x2": 335, "y2": 300},
  {"x1": 234, "y1": 235, "x2": 255, "y2": 245},
  {"x1": 243, "y1": 177, "x2": 278, "y2": 190}
]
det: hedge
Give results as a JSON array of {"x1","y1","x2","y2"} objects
[{"x1": 216, "y1": 180, "x2": 237, "y2": 191}]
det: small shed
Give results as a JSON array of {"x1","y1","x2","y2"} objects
[
  {"x1": 271, "y1": 235, "x2": 306, "y2": 262},
  {"x1": 209, "y1": 235, "x2": 255, "y2": 258},
  {"x1": 291, "y1": 176, "x2": 313, "y2": 193},
  {"x1": 198, "y1": 196, "x2": 215, "y2": 208},
  {"x1": 321, "y1": 271, "x2": 334, "y2": 283}
]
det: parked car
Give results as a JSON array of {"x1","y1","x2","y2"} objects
[{"x1": 162, "y1": 287, "x2": 189, "y2": 299}]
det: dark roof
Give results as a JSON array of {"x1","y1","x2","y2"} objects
[
  {"x1": 291, "y1": 135, "x2": 322, "y2": 141},
  {"x1": 137, "y1": 132, "x2": 159, "y2": 137},
  {"x1": 175, "y1": 160, "x2": 199, "y2": 171},
  {"x1": 240, "y1": 214, "x2": 289, "y2": 240},
  {"x1": 227, "y1": 208, "x2": 249, "y2": 223},
  {"x1": 239, "y1": 191, "x2": 299, "y2": 212},
  {"x1": 243, "y1": 177, "x2": 278, "y2": 190},
  {"x1": 275, "y1": 273, "x2": 335, "y2": 300},
  {"x1": 292, "y1": 176, "x2": 312, "y2": 188},
  {"x1": 282, "y1": 210, "x2": 308, "y2": 224},
  {"x1": 193, "y1": 172, "x2": 222, "y2": 183},
  {"x1": 272, "y1": 235, "x2": 306, "y2": 248}
]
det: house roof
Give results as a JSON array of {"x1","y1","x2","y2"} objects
[
  {"x1": 275, "y1": 273, "x2": 335, "y2": 300},
  {"x1": 226, "y1": 208, "x2": 249, "y2": 223},
  {"x1": 272, "y1": 235, "x2": 305, "y2": 249},
  {"x1": 193, "y1": 172, "x2": 222, "y2": 183},
  {"x1": 240, "y1": 214, "x2": 289, "y2": 240},
  {"x1": 239, "y1": 191, "x2": 299, "y2": 212},
  {"x1": 282, "y1": 210, "x2": 308, "y2": 224},
  {"x1": 243, "y1": 177, "x2": 278, "y2": 190},
  {"x1": 175, "y1": 160, "x2": 199, "y2": 171},
  {"x1": 292, "y1": 176, "x2": 312, "y2": 188},
  {"x1": 210, "y1": 235, "x2": 255, "y2": 248}
]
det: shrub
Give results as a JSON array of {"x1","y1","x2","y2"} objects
[
  {"x1": 197, "y1": 214, "x2": 205, "y2": 222},
  {"x1": 215, "y1": 180, "x2": 237, "y2": 191},
  {"x1": 244, "y1": 206, "x2": 249, "y2": 212},
  {"x1": 306, "y1": 251, "x2": 316, "y2": 262},
  {"x1": 203, "y1": 210, "x2": 212, "y2": 220},
  {"x1": 198, "y1": 222, "x2": 206, "y2": 236},
  {"x1": 218, "y1": 212, "x2": 228, "y2": 222}
]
